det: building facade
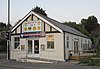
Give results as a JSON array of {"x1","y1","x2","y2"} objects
[{"x1": 11, "y1": 10, "x2": 92, "y2": 61}]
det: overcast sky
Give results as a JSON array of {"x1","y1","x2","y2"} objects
[{"x1": 0, "y1": 0, "x2": 100, "y2": 25}]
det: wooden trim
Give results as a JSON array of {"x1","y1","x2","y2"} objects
[
  {"x1": 12, "y1": 14, "x2": 32, "y2": 33},
  {"x1": 11, "y1": 11, "x2": 32, "y2": 31},
  {"x1": 11, "y1": 19, "x2": 27, "y2": 33},
  {"x1": 32, "y1": 14, "x2": 33, "y2": 21},
  {"x1": 44, "y1": 22, "x2": 45, "y2": 32},
  {"x1": 50, "y1": 26, "x2": 52, "y2": 32},
  {"x1": 12, "y1": 13, "x2": 33, "y2": 33},
  {"x1": 15, "y1": 29, "x2": 17, "y2": 34},
  {"x1": 11, "y1": 31, "x2": 60, "y2": 36},
  {"x1": 45, "y1": 31, "x2": 60, "y2": 33},
  {"x1": 11, "y1": 33, "x2": 20, "y2": 36},
  {"x1": 20, "y1": 24, "x2": 22, "y2": 33},
  {"x1": 44, "y1": 22, "x2": 58, "y2": 32},
  {"x1": 33, "y1": 12, "x2": 63, "y2": 33}
]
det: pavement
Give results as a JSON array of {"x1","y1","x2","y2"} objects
[{"x1": 0, "y1": 53, "x2": 100, "y2": 69}]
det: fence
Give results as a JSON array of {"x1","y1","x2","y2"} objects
[{"x1": 69, "y1": 49, "x2": 96, "y2": 60}]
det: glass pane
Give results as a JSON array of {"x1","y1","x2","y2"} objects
[
  {"x1": 67, "y1": 41, "x2": 69, "y2": 48},
  {"x1": 34, "y1": 40, "x2": 39, "y2": 54},
  {"x1": 28, "y1": 40, "x2": 32, "y2": 54},
  {"x1": 14, "y1": 37, "x2": 20, "y2": 49},
  {"x1": 47, "y1": 41, "x2": 51, "y2": 49},
  {"x1": 51, "y1": 41, "x2": 54, "y2": 49},
  {"x1": 14, "y1": 43, "x2": 19, "y2": 49}
]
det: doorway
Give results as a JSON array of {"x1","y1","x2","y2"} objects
[
  {"x1": 27, "y1": 40, "x2": 39, "y2": 57},
  {"x1": 74, "y1": 41, "x2": 78, "y2": 54}
]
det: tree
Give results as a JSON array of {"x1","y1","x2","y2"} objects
[
  {"x1": 81, "y1": 19, "x2": 87, "y2": 29},
  {"x1": 63, "y1": 16, "x2": 100, "y2": 48},
  {"x1": 63, "y1": 21, "x2": 90, "y2": 37},
  {"x1": 0, "y1": 22, "x2": 12, "y2": 53},
  {"x1": 81, "y1": 16, "x2": 99, "y2": 33},
  {"x1": 0, "y1": 22, "x2": 7, "y2": 31},
  {"x1": 32, "y1": 6, "x2": 47, "y2": 16},
  {"x1": 81, "y1": 16, "x2": 100, "y2": 47},
  {"x1": 0, "y1": 39, "x2": 7, "y2": 52},
  {"x1": 63, "y1": 21, "x2": 76, "y2": 28}
]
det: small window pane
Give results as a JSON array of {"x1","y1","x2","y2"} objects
[
  {"x1": 47, "y1": 41, "x2": 51, "y2": 49},
  {"x1": 67, "y1": 41, "x2": 69, "y2": 48},
  {"x1": 51, "y1": 41, "x2": 54, "y2": 49},
  {"x1": 14, "y1": 43, "x2": 19, "y2": 49}
]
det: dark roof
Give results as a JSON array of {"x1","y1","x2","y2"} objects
[{"x1": 36, "y1": 12, "x2": 88, "y2": 38}]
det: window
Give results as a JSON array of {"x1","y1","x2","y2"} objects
[
  {"x1": 47, "y1": 35, "x2": 54, "y2": 49},
  {"x1": 14, "y1": 37, "x2": 20, "y2": 49},
  {"x1": 66, "y1": 36, "x2": 69, "y2": 48}
]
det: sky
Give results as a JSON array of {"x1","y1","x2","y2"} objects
[{"x1": 0, "y1": 0, "x2": 100, "y2": 25}]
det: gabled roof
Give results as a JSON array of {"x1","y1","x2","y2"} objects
[
  {"x1": 36, "y1": 13, "x2": 88, "y2": 38},
  {"x1": 11, "y1": 10, "x2": 88, "y2": 38}
]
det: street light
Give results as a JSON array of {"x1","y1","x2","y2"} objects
[{"x1": 7, "y1": 0, "x2": 11, "y2": 60}]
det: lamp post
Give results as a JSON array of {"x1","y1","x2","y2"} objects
[{"x1": 7, "y1": 0, "x2": 11, "y2": 60}]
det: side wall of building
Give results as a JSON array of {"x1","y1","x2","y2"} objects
[{"x1": 65, "y1": 32, "x2": 92, "y2": 59}]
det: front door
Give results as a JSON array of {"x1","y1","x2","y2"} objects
[{"x1": 27, "y1": 40, "x2": 39, "y2": 57}]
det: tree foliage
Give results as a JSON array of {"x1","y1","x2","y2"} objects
[
  {"x1": 81, "y1": 16, "x2": 99, "y2": 33},
  {"x1": 0, "y1": 39, "x2": 7, "y2": 52},
  {"x1": 32, "y1": 6, "x2": 47, "y2": 16},
  {"x1": 0, "y1": 22, "x2": 12, "y2": 52},
  {"x1": 63, "y1": 21, "x2": 90, "y2": 37},
  {"x1": 63, "y1": 15, "x2": 100, "y2": 48}
]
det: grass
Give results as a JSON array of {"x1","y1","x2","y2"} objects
[{"x1": 79, "y1": 49, "x2": 100, "y2": 66}]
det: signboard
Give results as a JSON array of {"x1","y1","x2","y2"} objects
[
  {"x1": 20, "y1": 32, "x2": 45, "y2": 38},
  {"x1": 24, "y1": 20, "x2": 41, "y2": 32}
]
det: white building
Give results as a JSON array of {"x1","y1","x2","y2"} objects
[{"x1": 10, "y1": 10, "x2": 92, "y2": 61}]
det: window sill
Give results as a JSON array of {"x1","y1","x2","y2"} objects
[{"x1": 46, "y1": 49, "x2": 55, "y2": 52}]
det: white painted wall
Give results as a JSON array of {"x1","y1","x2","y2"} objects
[
  {"x1": 10, "y1": 36, "x2": 27, "y2": 60},
  {"x1": 65, "y1": 32, "x2": 92, "y2": 58},
  {"x1": 17, "y1": 26, "x2": 21, "y2": 33},
  {"x1": 39, "y1": 33, "x2": 64, "y2": 61},
  {"x1": 45, "y1": 23, "x2": 50, "y2": 31}
]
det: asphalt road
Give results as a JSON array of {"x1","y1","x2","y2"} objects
[{"x1": 0, "y1": 53, "x2": 100, "y2": 69}]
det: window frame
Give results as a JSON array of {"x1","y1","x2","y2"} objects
[
  {"x1": 47, "y1": 35, "x2": 54, "y2": 50},
  {"x1": 14, "y1": 37, "x2": 20, "y2": 49},
  {"x1": 66, "y1": 36, "x2": 69, "y2": 48}
]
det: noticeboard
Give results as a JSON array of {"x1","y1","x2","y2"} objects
[{"x1": 24, "y1": 20, "x2": 41, "y2": 32}]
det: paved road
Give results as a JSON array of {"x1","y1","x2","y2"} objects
[{"x1": 0, "y1": 53, "x2": 100, "y2": 69}]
